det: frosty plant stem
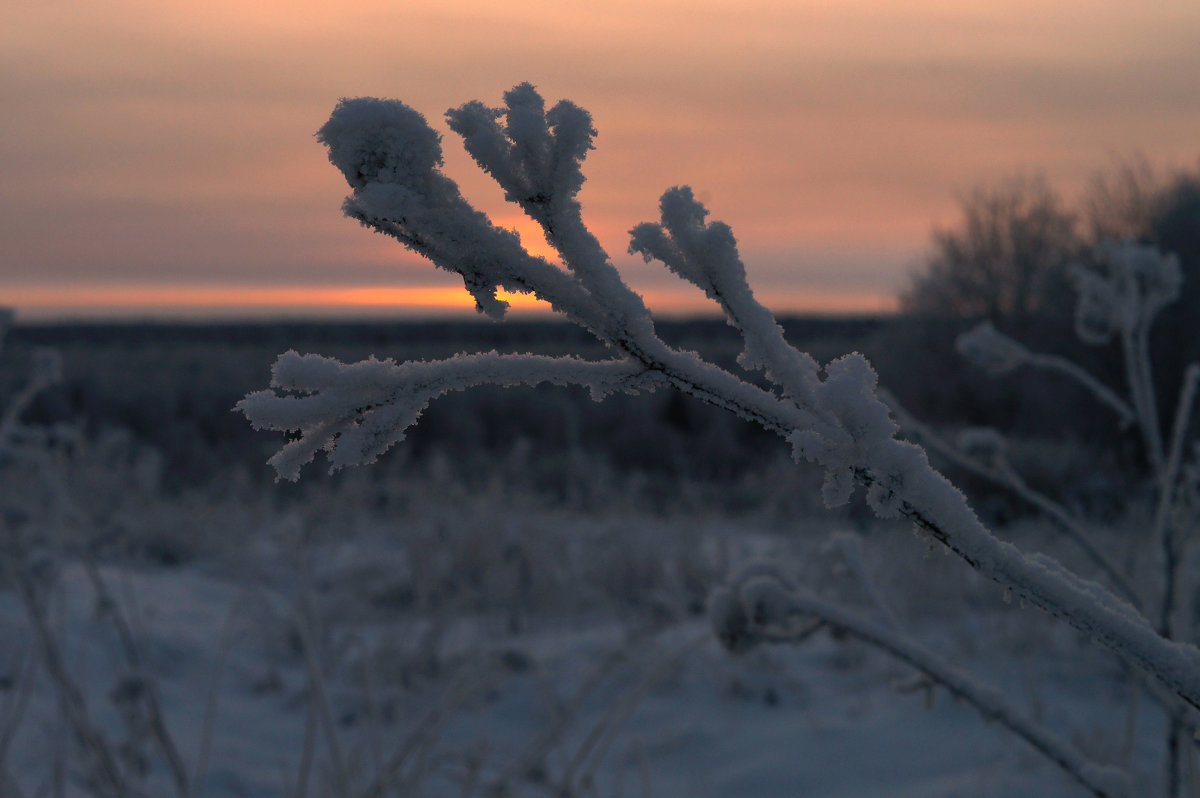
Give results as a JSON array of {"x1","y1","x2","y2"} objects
[
  {"x1": 238, "y1": 85, "x2": 1200, "y2": 720},
  {"x1": 949, "y1": 239, "x2": 1200, "y2": 796},
  {"x1": 711, "y1": 563, "x2": 1131, "y2": 798},
  {"x1": 883, "y1": 395, "x2": 1141, "y2": 609}
]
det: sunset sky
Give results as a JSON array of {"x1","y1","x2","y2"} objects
[{"x1": 3, "y1": 0, "x2": 1199, "y2": 321}]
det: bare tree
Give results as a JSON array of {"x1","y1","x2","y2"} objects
[
  {"x1": 901, "y1": 174, "x2": 1081, "y2": 320},
  {"x1": 1083, "y1": 154, "x2": 1167, "y2": 242}
]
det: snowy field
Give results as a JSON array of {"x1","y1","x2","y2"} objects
[
  {"x1": 0, "y1": 472, "x2": 1151, "y2": 797},
  {"x1": 0, "y1": 320, "x2": 1178, "y2": 796}
]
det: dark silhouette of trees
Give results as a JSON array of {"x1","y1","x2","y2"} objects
[
  {"x1": 904, "y1": 159, "x2": 1200, "y2": 330},
  {"x1": 1076, "y1": 156, "x2": 1200, "y2": 408},
  {"x1": 900, "y1": 174, "x2": 1081, "y2": 320},
  {"x1": 1082, "y1": 154, "x2": 1166, "y2": 242},
  {"x1": 901, "y1": 156, "x2": 1200, "y2": 471},
  {"x1": 1151, "y1": 172, "x2": 1200, "y2": 312},
  {"x1": 1142, "y1": 170, "x2": 1200, "y2": 420}
]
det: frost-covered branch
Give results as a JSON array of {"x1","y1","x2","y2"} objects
[
  {"x1": 626, "y1": 184, "x2": 1200, "y2": 710},
  {"x1": 447, "y1": 84, "x2": 651, "y2": 329},
  {"x1": 243, "y1": 84, "x2": 1200, "y2": 714},
  {"x1": 237, "y1": 351, "x2": 658, "y2": 481},
  {"x1": 629, "y1": 187, "x2": 826, "y2": 414},
  {"x1": 950, "y1": 241, "x2": 1199, "y2": 661},
  {"x1": 956, "y1": 322, "x2": 1136, "y2": 427},
  {"x1": 709, "y1": 564, "x2": 1132, "y2": 798},
  {"x1": 914, "y1": 237, "x2": 1200, "y2": 798},
  {"x1": 884, "y1": 393, "x2": 1140, "y2": 609}
]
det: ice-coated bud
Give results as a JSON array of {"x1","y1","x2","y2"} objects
[
  {"x1": 1072, "y1": 240, "x2": 1182, "y2": 345},
  {"x1": 822, "y1": 354, "x2": 895, "y2": 443},
  {"x1": 955, "y1": 322, "x2": 1029, "y2": 373},
  {"x1": 1103, "y1": 238, "x2": 1182, "y2": 312},
  {"x1": 317, "y1": 97, "x2": 443, "y2": 190},
  {"x1": 1072, "y1": 267, "x2": 1123, "y2": 345}
]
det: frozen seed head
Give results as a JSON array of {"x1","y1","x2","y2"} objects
[
  {"x1": 1073, "y1": 239, "x2": 1182, "y2": 344},
  {"x1": 1103, "y1": 238, "x2": 1182, "y2": 310},
  {"x1": 1072, "y1": 266, "x2": 1124, "y2": 345},
  {"x1": 318, "y1": 97, "x2": 443, "y2": 189},
  {"x1": 955, "y1": 322, "x2": 1029, "y2": 373}
]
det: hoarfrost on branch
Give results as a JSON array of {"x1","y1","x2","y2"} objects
[{"x1": 237, "y1": 84, "x2": 1200, "y2": 745}]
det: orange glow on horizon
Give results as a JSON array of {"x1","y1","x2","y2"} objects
[
  {"x1": 6, "y1": 284, "x2": 545, "y2": 313},
  {"x1": 5, "y1": 283, "x2": 896, "y2": 320},
  {"x1": 4, "y1": 0, "x2": 1198, "y2": 322}
]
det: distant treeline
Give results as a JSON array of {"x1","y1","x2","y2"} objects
[{"x1": 1, "y1": 315, "x2": 1133, "y2": 512}]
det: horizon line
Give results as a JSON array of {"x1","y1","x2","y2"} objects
[{"x1": 4, "y1": 283, "x2": 901, "y2": 323}]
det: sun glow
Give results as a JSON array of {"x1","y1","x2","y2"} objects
[
  {"x1": 491, "y1": 216, "x2": 560, "y2": 262},
  {"x1": 5, "y1": 281, "x2": 896, "y2": 321},
  {"x1": 5, "y1": 284, "x2": 551, "y2": 320}
]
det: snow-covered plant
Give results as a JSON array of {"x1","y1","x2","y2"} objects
[
  {"x1": 0, "y1": 314, "x2": 194, "y2": 797},
  {"x1": 1073, "y1": 239, "x2": 1182, "y2": 348},
  {"x1": 905, "y1": 240, "x2": 1200, "y2": 796},
  {"x1": 955, "y1": 320, "x2": 1032, "y2": 374},
  {"x1": 241, "y1": 84, "x2": 1200, "y2": 797},
  {"x1": 710, "y1": 559, "x2": 1132, "y2": 797}
]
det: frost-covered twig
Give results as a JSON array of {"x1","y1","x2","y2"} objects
[
  {"x1": 360, "y1": 669, "x2": 492, "y2": 798},
  {"x1": 1, "y1": 317, "x2": 202, "y2": 797},
  {"x1": 626, "y1": 185, "x2": 1200, "y2": 709},
  {"x1": 0, "y1": 320, "x2": 130, "y2": 795},
  {"x1": 242, "y1": 85, "x2": 1200, "y2": 716},
  {"x1": 710, "y1": 565, "x2": 1133, "y2": 798},
  {"x1": 446, "y1": 84, "x2": 652, "y2": 332},
  {"x1": 940, "y1": 241, "x2": 1198, "y2": 797},
  {"x1": 238, "y1": 350, "x2": 658, "y2": 481},
  {"x1": 295, "y1": 579, "x2": 350, "y2": 798},
  {"x1": 487, "y1": 640, "x2": 635, "y2": 793},
  {"x1": 956, "y1": 322, "x2": 1136, "y2": 427},
  {"x1": 189, "y1": 594, "x2": 245, "y2": 798},
  {"x1": 0, "y1": 648, "x2": 35, "y2": 786}
]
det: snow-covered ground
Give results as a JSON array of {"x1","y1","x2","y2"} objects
[{"x1": 0, "y1": 468, "x2": 1160, "y2": 797}]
